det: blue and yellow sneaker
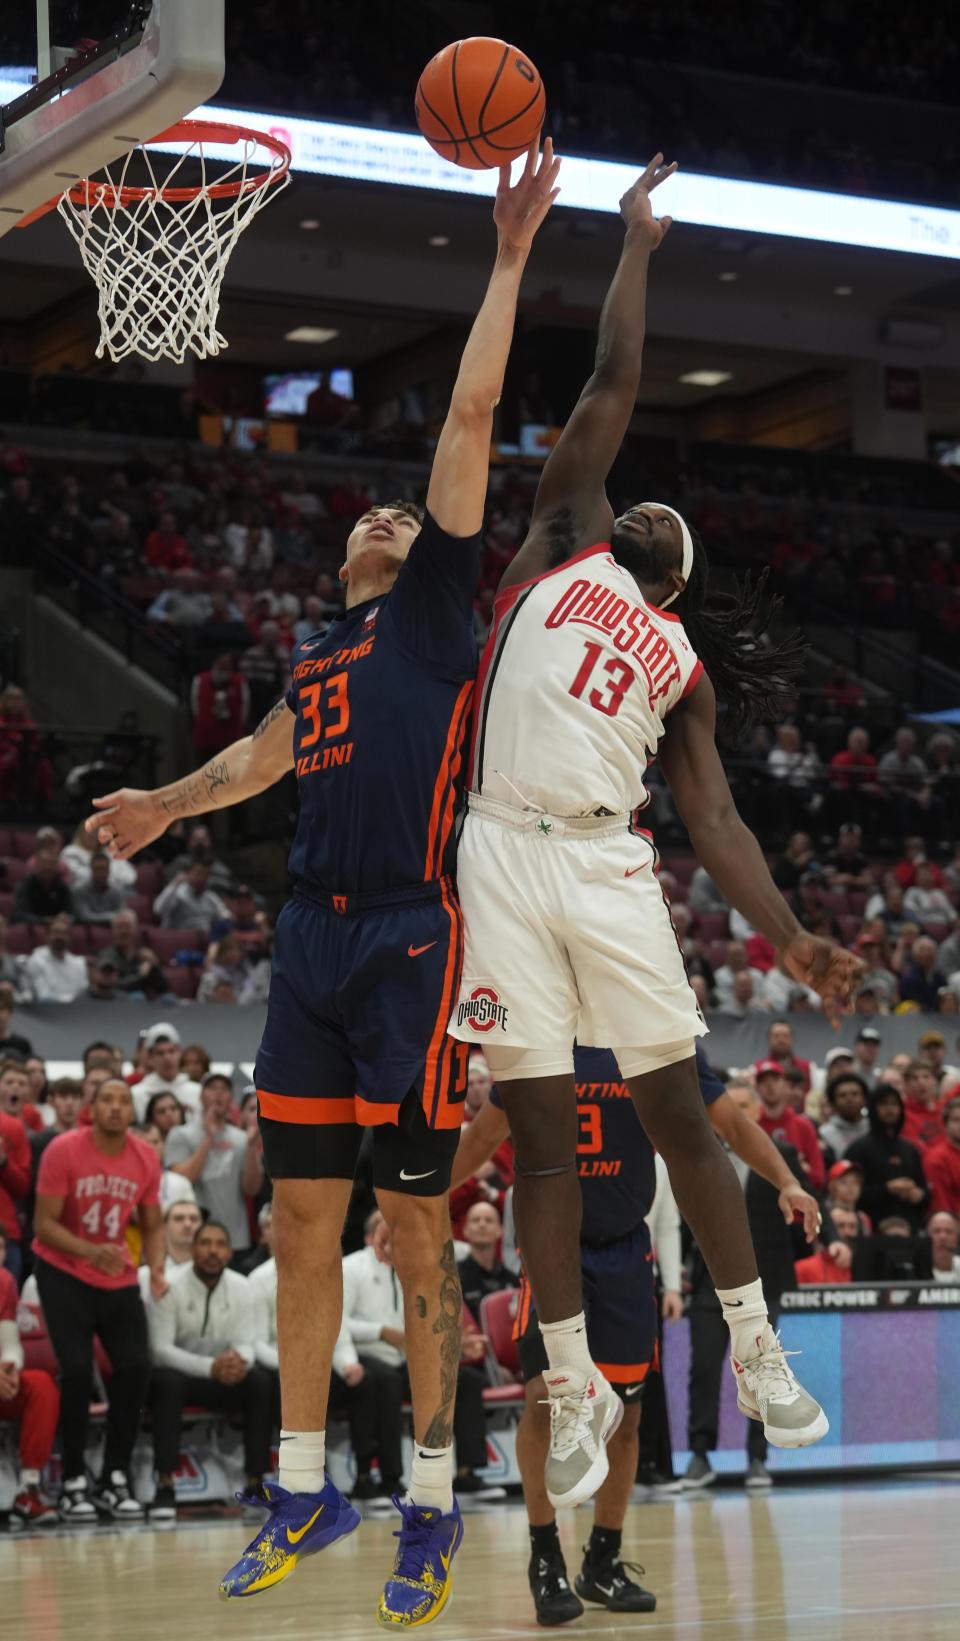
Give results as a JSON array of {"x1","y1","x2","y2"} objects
[
  {"x1": 377, "y1": 1497, "x2": 463, "y2": 1628},
  {"x1": 219, "y1": 1477, "x2": 360, "y2": 1598}
]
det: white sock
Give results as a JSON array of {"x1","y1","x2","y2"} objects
[
  {"x1": 278, "y1": 1429, "x2": 326, "y2": 1495},
  {"x1": 539, "y1": 1312, "x2": 595, "y2": 1380},
  {"x1": 19, "y1": 1467, "x2": 40, "y2": 1488},
  {"x1": 716, "y1": 1279, "x2": 770, "y2": 1362},
  {"x1": 407, "y1": 1444, "x2": 453, "y2": 1515}
]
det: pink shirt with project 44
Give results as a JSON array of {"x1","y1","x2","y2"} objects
[{"x1": 33, "y1": 1127, "x2": 160, "y2": 1290}]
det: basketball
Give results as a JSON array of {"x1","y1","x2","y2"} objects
[{"x1": 415, "y1": 38, "x2": 546, "y2": 170}]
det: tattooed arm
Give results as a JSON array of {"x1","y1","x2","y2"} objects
[{"x1": 84, "y1": 698, "x2": 295, "y2": 861}]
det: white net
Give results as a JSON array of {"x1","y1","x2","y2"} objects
[{"x1": 57, "y1": 129, "x2": 290, "y2": 364}]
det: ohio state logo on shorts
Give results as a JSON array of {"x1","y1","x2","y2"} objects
[{"x1": 457, "y1": 985, "x2": 509, "y2": 1034}]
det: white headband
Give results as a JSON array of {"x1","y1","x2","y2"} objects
[{"x1": 641, "y1": 502, "x2": 693, "y2": 606}]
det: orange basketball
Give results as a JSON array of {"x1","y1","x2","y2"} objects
[{"x1": 415, "y1": 38, "x2": 546, "y2": 170}]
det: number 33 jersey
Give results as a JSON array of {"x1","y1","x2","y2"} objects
[
  {"x1": 469, "y1": 543, "x2": 702, "y2": 815},
  {"x1": 285, "y1": 512, "x2": 479, "y2": 895}
]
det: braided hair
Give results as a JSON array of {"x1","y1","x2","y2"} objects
[
  {"x1": 679, "y1": 526, "x2": 806, "y2": 745},
  {"x1": 609, "y1": 518, "x2": 806, "y2": 744}
]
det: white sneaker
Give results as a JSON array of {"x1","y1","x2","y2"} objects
[
  {"x1": 93, "y1": 1470, "x2": 144, "y2": 1520},
  {"x1": 732, "y1": 1325, "x2": 829, "y2": 1449},
  {"x1": 58, "y1": 1477, "x2": 98, "y2": 1525},
  {"x1": 543, "y1": 1369, "x2": 622, "y2": 1509}
]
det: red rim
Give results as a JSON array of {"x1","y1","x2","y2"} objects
[{"x1": 63, "y1": 119, "x2": 291, "y2": 209}]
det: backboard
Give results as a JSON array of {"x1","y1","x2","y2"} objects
[{"x1": 0, "y1": 1, "x2": 225, "y2": 236}]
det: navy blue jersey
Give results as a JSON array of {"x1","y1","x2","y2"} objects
[
  {"x1": 285, "y1": 512, "x2": 479, "y2": 895},
  {"x1": 492, "y1": 1042, "x2": 724, "y2": 1243}
]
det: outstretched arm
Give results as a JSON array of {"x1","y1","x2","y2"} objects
[
  {"x1": 426, "y1": 138, "x2": 560, "y2": 538},
  {"x1": 708, "y1": 1093, "x2": 821, "y2": 1241},
  {"x1": 85, "y1": 697, "x2": 295, "y2": 861},
  {"x1": 658, "y1": 674, "x2": 864, "y2": 1016},
  {"x1": 500, "y1": 154, "x2": 676, "y2": 591}
]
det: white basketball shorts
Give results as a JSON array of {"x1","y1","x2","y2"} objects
[{"x1": 448, "y1": 796, "x2": 707, "y2": 1063}]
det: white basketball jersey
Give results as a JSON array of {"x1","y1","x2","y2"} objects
[{"x1": 468, "y1": 544, "x2": 703, "y2": 815}]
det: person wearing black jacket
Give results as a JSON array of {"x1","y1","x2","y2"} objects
[
  {"x1": 684, "y1": 1084, "x2": 834, "y2": 1491},
  {"x1": 845, "y1": 1085, "x2": 929, "y2": 1233}
]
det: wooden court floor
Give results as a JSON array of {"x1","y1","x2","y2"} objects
[{"x1": 3, "y1": 1479, "x2": 959, "y2": 1640}]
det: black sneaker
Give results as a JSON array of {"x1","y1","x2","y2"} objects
[
  {"x1": 683, "y1": 1454, "x2": 715, "y2": 1489},
  {"x1": 529, "y1": 1547, "x2": 584, "y2": 1627},
  {"x1": 149, "y1": 1483, "x2": 177, "y2": 1521},
  {"x1": 92, "y1": 1470, "x2": 144, "y2": 1521},
  {"x1": 453, "y1": 1471, "x2": 507, "y2": 1501},
  {"x1": 576, "y1": 1551, "x2": 657, "y2": 1613},
  {"x1": 350, "y1": 1472, "x2": 383, "y2": 1501},
  {"x1": 58, "y1": 1477, "x2": 98, "y2": 1525}
]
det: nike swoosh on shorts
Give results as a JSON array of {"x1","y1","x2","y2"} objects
[
  {"x1": 408, "y1": 942, "x2": 437, "y2": 957},
  {"x1": 623, "y1": 867, "x2": 644, "y2": 878},
  {"x1": 399, "y1": 1168, "x2": 437, "y2": 1181}
]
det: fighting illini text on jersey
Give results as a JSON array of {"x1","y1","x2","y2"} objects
[
  {"x1": 470, "y1": 543, "x2": 702, "y2": 814},
  {"x1": 286, "y1": 512, "x2": 478, "y2": 895}
]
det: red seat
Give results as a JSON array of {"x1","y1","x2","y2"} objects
[
  {"x1": 664, "y1": 855, "x2": 697, "y2": 886},
  {"x1": 838, "y1": 915, "x2": 863, "y2": 946},
  {"x1": 0, "y1": 893, "x2": 12, "y2": 921},
  {"x1": 12, "y1": 829, "x2": 38, "y2": 860},
  {"x1": 164, "y1": 964, "x2": 199, "y2": 999},
  {"x1": 1, "y1": 858, "x2": 27, "y2": 884},
  {"x1": 4, "y1": 924, "x2": 31, "y2": 954},
  {"x1": 148, "y1": 928, "x2": 206, "y2": 963},
  {"x1": 706, "y1": 939, "x2": 730, "y2": 970},
  {"x1": 479, "y1": 1288, "x2": 522, "y2": 1378},
  {"x1": 128, "y1": 893, "x2": 153, "y2": 923},
  {"x1": 88, "y1": 925, "x2": 115, "y2": 952},
  {"x1": 694, "y1": 911, "x2": 730, "y2": 941},
  {"x1": 20, "y1": 1308, "x2": 60, "y2": 1379},
  {"x1": 847, "y1": 891, "x2": 869, "y2": 918},
  {"x1": 820, "y1": 888, "x2": 848, "y2": 913}
]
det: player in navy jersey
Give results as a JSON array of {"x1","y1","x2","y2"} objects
[
  {"x1": 86, "y1": 141, "x2": 561, "y2": 1629},
  {"x1": 452, "y1": 1044, "x2": 820, "y2": 1625}
]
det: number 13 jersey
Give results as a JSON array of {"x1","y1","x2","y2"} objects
[{"x1": 469, "y1": 543, "x2": 702, "y2": 815}]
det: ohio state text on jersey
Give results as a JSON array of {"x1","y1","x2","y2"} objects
[{"x1": 469, "y1": 543, "x2": 702, "y2": 815}]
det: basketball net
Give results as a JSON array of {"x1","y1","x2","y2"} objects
[{"x1": 57, "y1": 121, "x2": 290, "y2": 364}]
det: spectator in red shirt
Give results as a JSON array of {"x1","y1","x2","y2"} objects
[
  {"x1": 795, "y1": 1206, "x2": 859, "y2": 1284},
  {"x1": 754, "y1": 1061, "x2": 825, "y2": 1189},
  {"x1": 190, "y1": 654, "x2": 251, "y2": 760},
  {"x1": 763, "y1": 1020, "x2": 813, "y2": 1096},
  {"x1": 901, "y1": 1060, "x2": 947, "y2": 1151},
  {"x1": 32, "y1": 1078, "x2": 167, "y2": 1524},
  {"x1": 828, "y1": 726, "x2": 879, "y2": 792},
  {"x1": 145, "y1": 511, "x2": 193, "y2": 573},
  {"x1": 924, "y1": 1097, "x2": 960, "y2": 1215},
  {"x1": 0, "y1": 1230, "x2": 61, "y2": 1525},
  {"x1": 0, "y1": 1057, "x2": 43, "y2": 1136},
  {"x1": 893, "y1": 837, "x2": 946, "y2": 892},
  {"x1": 0, "y1": 1086, "x2": 30, "y2": 1282}
]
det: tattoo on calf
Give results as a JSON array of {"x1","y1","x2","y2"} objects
[
  {"x1": 422, "y1": 1239, "x2": 461, "y2": 1449},
  {"x1": 415, "y1": 1295, "x2": 427, "y2": 1319},
  {"x1": 252, "y1": 699, "x2": 287, "y2": 740}
]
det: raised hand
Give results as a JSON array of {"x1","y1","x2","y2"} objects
[
  {"x1": 494, "y1": 135, "x2": 562, "y2": 254},
  {"x1": 780, "y1": 932, "x2": 865, "y2": 1026},
  {"x1": 619, "y1": 152, "x2": 678, "y2": 248},
  {"x1": 85, "y1": 787, "x2": 167, "y2": 861}
]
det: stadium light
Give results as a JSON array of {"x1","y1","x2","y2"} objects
[{"x1": 2, "y1": 74, "x2": 959, "y2": 262}]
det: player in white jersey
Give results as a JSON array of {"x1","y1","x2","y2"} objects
[{"x1": 449, "y1": 154, "x2": 862, "y2": 1509}]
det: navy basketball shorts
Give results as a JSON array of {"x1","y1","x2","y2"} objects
[
  {"x1": 255, "y1": 881, "x2": 466, "y2": 1194},
  {"x1": 515, "y1": 1222, "x2": 659, "y2": 1400}
]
